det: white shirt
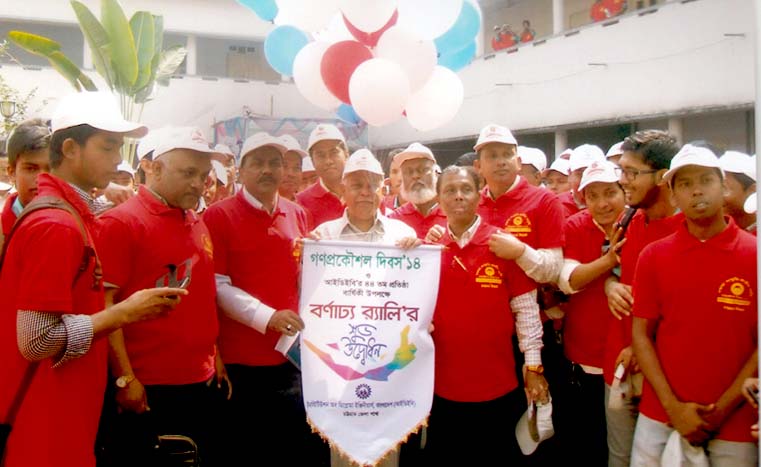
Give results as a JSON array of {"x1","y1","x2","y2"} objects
[{"x1": 313, "y1": 209, "x2": 416, "y2": 243}]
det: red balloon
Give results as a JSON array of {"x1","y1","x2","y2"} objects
[
  {"x1": 342, "y1": 10, "x2": 398, "y2": 48},
  {"x1": 320, "y1": 40, "x2": 373, "y2": 104}
]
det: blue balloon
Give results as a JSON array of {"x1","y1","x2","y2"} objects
[
  {"x1": 336, "y1": 104, "x2": 362, "y2": 125},
  {"x1": 434, "y1": 1, "x2": 481, "y2": 56},
  {"x1": 438, "y1": 41, "x2": 476, "y2": 72},
  {"x1": 264, "y1": 26, "x2": 309, "y2": 76},
  {"x1": 237, "y1": 0, "x2": 278, "y2": 22}
]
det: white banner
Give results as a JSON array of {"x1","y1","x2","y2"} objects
[{"x1": 299, "y1": 240, "x2": 441, "y2": 466}]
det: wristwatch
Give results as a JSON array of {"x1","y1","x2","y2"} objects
[
  {"x1": 115, "y1": 374, "x2": 136, "y2": 389},
  {"x1": 525, "y1": 365, "x2": 544, "y2": 375}
]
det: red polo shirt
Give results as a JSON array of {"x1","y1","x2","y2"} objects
[
  {"x1": 478, "y1": 177, "x2": 565, "y2": 250},
  {"x1": 557, "y1": 190, "x2": 582, "y2": 219},
  {"x1": 0, "y1": 174, "x2": 106, "y2": 467},
  {"x1": 434, "y1": 222, "x2": 535, "y2": 402},
  {"x1": 98, "y1": 187, "x2": 218, "y2": 386},
  {"x1": 296, "y1": 181, "x2": 343, "y2": 229},
  {"x1": 603, "y1": 210, "x2": 683, "y2": 385},
  {"x1": 1, "y1": 191, "x2": 18, "y2": 237},
  {"x1": 633, "y1": 219, "x2": 757, "y2": 442},
  {"x1": 203, "y1": 191, "x2": 308, "y2": 366},
  {"x1": 388, "y1": 202, "x2": 447, "y2": 240},
  {"x1": 562, "y1": 210, "x2": 610, "y2": 368}
]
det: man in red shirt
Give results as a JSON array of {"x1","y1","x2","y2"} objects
[
  {"x1": 558, "y1": 143, "x2": 606, "y2": 218},
  {"x1": 719, "y1": 150, "x2": 756, "y2": 234},
  {"x1": 0, "y1": 91, "x2": 185, "y2": 467},
  {"x1": 203, "y1": 132, "x2": 323, "y2": 466},
  {"x1": 1, "y1": 118, "x2": 51, "y2": 243},
  {"x1": 603, "y1": 129, "x2": 681, "y2": 467},
  {"x1": 97, "y1": 126, "x2": 225, "y2": 466},
  {"x1": 296, "y1": 124, "x2": 349, "y2": 228},
  {"x1": 388, "y1": 143, "x2": 446, "y2": 239},
  {"x1": 631, "y1": 145, "x2": 758, "y2": 465},
  {"x1": 518, "y1": 146, "x2": 547, "y2": 187}
]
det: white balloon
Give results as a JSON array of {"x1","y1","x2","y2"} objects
[
  {"x1": 275, "y1": 0, "x2": 339, "y2": 32},
  {"x1": 312, "y1": 13, "x2": 354, "y2": 44},
  {"x1": 375, "y1": 27, "x2": 436, "y2": 93},
  {"x1": 349, "y1": 58, "x2": 410, "y2": 127},
  {"x1": 406, "y1": 66, "x2": 464, "y2": 132},
  {"x1": 293, "y1": 42, "x2": 342, "y2": 110},
  {"x1": 396, "y1": 0, "x2": 463, "y2": 40},
  {"x1": 339, "y1": 0, "x2": 398, "y2": 32}
]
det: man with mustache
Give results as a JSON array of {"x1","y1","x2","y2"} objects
[{"x1": 388, "y1": 143, "x2": 446, "y2": 239}]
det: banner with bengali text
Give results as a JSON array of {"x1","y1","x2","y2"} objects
[{"x1": 300, "y1": 240, "x2": 441, "y2": 466}]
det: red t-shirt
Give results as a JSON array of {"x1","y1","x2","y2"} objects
[
  {"x1": 591, "y1": 3, "x2": 609, "y2": 22},
  {"x1": 203, "y1": 191, "x2": 308, "y2": 366},
  {"x1": 388, "y1": 202, "x2": 447, "y2": 240},
  {"x1": 433, "y1": 222, "x2": 535, "y2": 402},
  {"x1": 381, "y1": 194, "x2": 402, "y2": 213},
  {"x1": 557, "y1": 190, "x2": 582, "y2": 219},
  {"x1": 98, "y1": 187, "x2": 218, "y2": 386},
  {"x1": 633, "y1": 219, "x2": 757, "y2": 442},
  {"x1": 603, "y1": 210, "x2": 684, "y2": 384},
  {"x1": 0, "y1": 174, "x2": 106, "y2": 467},
  {"x1": 478, "y1": 178, "x2": 566, "y2": 250},
  {"x1": 1, "y1": 191, "x2": 18, "y2": 237},
  {"x1": 562, "y1": 210, "x2": 610, "y2": 368},
  {"x1": 295, "y1": 181, "x2": 344, "y2": 229}
]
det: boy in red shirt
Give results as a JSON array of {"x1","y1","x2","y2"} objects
[
  {"x1": 631, "y1": 145, "x2": 758, "y2": 465},
  {"x1": 0, "y1": 91, "x2": 184, "y2": 467}
]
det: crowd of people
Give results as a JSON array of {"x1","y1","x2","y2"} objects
[
  {"x1": 491, "y1": 20, "x2": 536, "y2": 51},
  {"x1": 0, "y1": 89, "x2": 758, "y2": 467}
]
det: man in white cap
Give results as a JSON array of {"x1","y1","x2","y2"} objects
[
  {"x1": 203, "y1": 132, "x2": 321, "y2": 466},
  {"x1": 719, "y1": 150, "x2": 756, "y2": 234},
  {"x1": 297, "y1": 124, "x2": 350, "y2": 228},
  {"x1": 559, "y1": 144, "x2": 606, "y2": 218},
  {"x1": 542, "y1": 158, "x2": 571, "y2": 195},
  {"x1": 0, "y1": 91, "x2": 186, "y2": 467},
  {"x1": 556, "y1": 160, "x2": 627, "y2": 465},
  {"x1": 388, "y1": 142, "x2": 446, "y2": 239},
  {"x1": 518, "y1": 146, "x2": 548, "y2": 187},
  {"x1": 631, "y1": 144, "x2": 758, "y2": 466},
  {"x1": 606, "y1": 141, "x2": 625, "y2": 165},
  {"x1": 603, "y1": 130, "x2": 681, "y2": 467},
  {"x1": 278, "y1": 134, "x2": 307, "y2": 202},
  {"x1": 97, "y1": 126, "x2": 226, "y2": 466}
]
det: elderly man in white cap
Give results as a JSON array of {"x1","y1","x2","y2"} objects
[
  {"x1": 631, "y1": 144, "x2": 758, "y2": 466},
  {"x1": 560, "y1": 143, "x2": 606, "y2": 218},
  {"x1": 719, "y1": 150, "x2": 756, "y2": 234},
  {"x1": 278, "y1": 134, "x2": 307, "y2": 201},
  {"x1": 387, "y1": 142, "x2": 446, "y2": 239},
  {"x1": 518, "y1": 146, "x2": 548, "y2": 187},
  {"x1": 97, "y1": 126, "x2": 226, "y2": 466},
  {"x1": 203, "y1": 132, "x2": 322, "y2": 466},
  {"x1": 0, "y1": 91, "x2": 187, "y2": 467}
]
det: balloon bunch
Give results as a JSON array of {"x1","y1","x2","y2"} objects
[{"x1": 238, "y1": 0, "x2": 481, "y2": 130}]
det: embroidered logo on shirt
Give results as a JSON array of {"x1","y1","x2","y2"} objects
[
  {"x1": 475, "y1": 263, "x2": 503, "y2": 289},
  {"x1": 503, "y1": 213, "x2": 532, "y2": 237},
  {"x1": 716, "y1": 276, "x2": 753, "y2": 311}
]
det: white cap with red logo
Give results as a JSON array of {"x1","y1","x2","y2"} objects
[
  {"x1": 51, "y1": 91, "x2": 148, "y2": 138},
  {"x1": 579, "y1": 160, "x2": 619, "y2": 192},
  {"x1": 569, "y1": 144, "x2": 606, "y2": 172},
  {"x1": 308, "y1": 124, "x2": 346, "y2": 151},
  {"x1": 394, "y1": 142, "x2": 436, "y2": 167},
  {"x1": 153, "y1": 127, "x2": 215, "y2": 159},
  {"x1": 518, "y1": 146, "x2": 547, "y2": 172},
  {"x1": 474, "y1": 124, "x2": 518, "y2": 151},
  {"x1": 240, "y1": 132, "x2": 287, "y2": 163},
  {"x1": 663, "y1": 144, "x2": 722, "y2": 184},
  {"x1": 343, "y1": 149, "x2": 384, "y2": 177}
]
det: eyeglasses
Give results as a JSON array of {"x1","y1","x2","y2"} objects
[{"x1": 614, "y1": 166, "x2": 658, "y2": 181}]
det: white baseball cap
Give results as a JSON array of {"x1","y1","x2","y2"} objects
[
  {"x1": 343, "y1": 148, "x2": 384, "y2": 177},
  {"x1": 663, "y1": 144, "x2": 722, "y2": 184},
  {"x1": 518, "y1": 146, "x2": 547, "y2": 172},
  {"x1": 116, "y1": 160, "x2": 135, "y2": 176},
  {"x1": 136, "y1": 128, "x2": 162, "y2": 160},
  {"x1": 744, "y1": 192, "x2": 757, "y2": 214},
  {"x1": 545, "y1": 158, "x2": 571, "y2": 176},
  {"x1": 569, "y1": 144, "x2": 606, "y2": 172},
  {"x1": 240, "y1": 132, "x2": 287, "y2": 163},
  {"x1": 515, "y1": 400, "x2": 555, "y2": 456},
  {"x1": 308, "y1": 124, "x2": 346, "y2": 151},
  {"x1": 51, "y1": 91, "x2": 147, "y2": 138},
  {"x1": 474, "y1": 124, "x2": 518, "y2": 151},
  {"x1": 558, "y1": 148, "x2": 573, "y2": 160},
  {"x1": 394, "y1": 142, "x2": 436, "y2": 167},
  {"x1": 212, "y1": 144, "x2": 235, "y2": 157},
  {"x1": 279, "y1": 134, "x2": 308, "y2": 158},
  {"x1": 153, "y1": 127, "x2": 215, "y2": 159},
  {"x1": 210, "y1": 160, "x2": 228, "y2": 186},
  {"x1": 606, "y1": 141, "x2": 625, "y2": 159},
  {"x1": 302, "y1": 156, "x2": 316, "y2": 172},
  {"x1": 719, "y1": 151, "x2": 756, "y2": 181},
  {"x1": 579, "y1": 160, "x2": 620, "y2": 192}
]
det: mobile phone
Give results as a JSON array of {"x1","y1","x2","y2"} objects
[
  {"x1": 615, "y1": 207, "x2": 637, "y2": 235},
  {"x1": 167, "y1": 276, "x2": 190, "y2": 300}
]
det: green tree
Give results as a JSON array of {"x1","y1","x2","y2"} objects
[{"x1": 7, "y1": 0, "x2": 187, "y2": 163}]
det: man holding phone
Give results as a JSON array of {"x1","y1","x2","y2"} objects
[{"x1": 96, "y1": 127, "x2": 227, "y2": 466}]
